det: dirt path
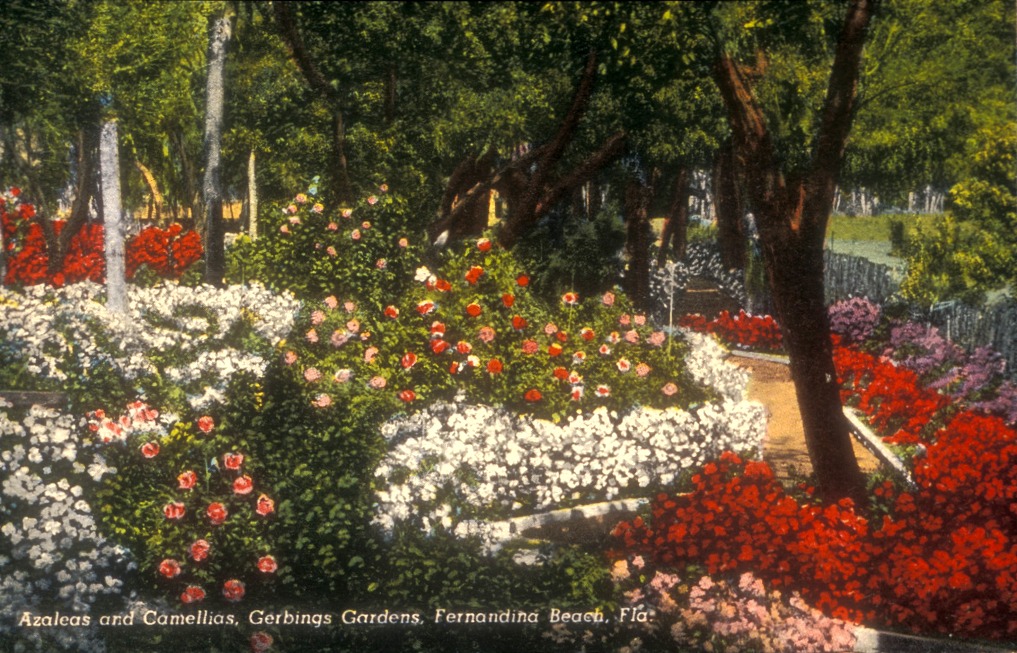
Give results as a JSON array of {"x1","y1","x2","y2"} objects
[{"x1": 730, "y1": 356, "x2": 880, "y2": 480}]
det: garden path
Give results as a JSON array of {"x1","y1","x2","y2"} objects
[{"x1": 729, "y1": 356, "x2": 881, "y2": 480}]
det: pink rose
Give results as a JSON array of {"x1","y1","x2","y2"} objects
[
  {"x1": 159, "y1": 558, "x2": 181, "y2": 578},
  {"x1": 190, "y1": 539, "x2": 210, "y2": 562},
  {"x1": 223, "y1": 452, "x2": 244, "y2": 470},
  {"x1": 141, "y1": 441, "x2": 160, "y2": 458},
  {"x1": 233, "y1": 475, "x2": 254, "y2": 495},
  {"x1": 163, "y1": 502, "x2": 186, "y2": 520},
  {"x1": 257, "y1": 555, "x2": 278, "y2": 574},
  {"x1": 303, "y1": 367, "x2": 322, "y2": 382},
  {"x1": 181, "y1": 585, "x2": 206, "y2": 604},
  {"x1": 478, "y1": 326, "x2": 495, "y2": 343},
  {"x1": 178, "y1": 470, "x2": 198, "y2": 490},
  {"x1": 662, "y1": 382, "x2": 678, "y2": 396},
  {"x1": 255, "y1": 494, "x2": 275, "y2": 516},
  {"x1": 222, "y1": 579, "x2": 245, "y2": 602},
  {"x1": 368, "y1": 376, "x2": 387, "y2": 389},
  {"x1": 602, "y1": 291, "x2": 615, "y2": 306},
  {"x1": 197, "y1": 415, "x2": 215, "y2": 433},
  {"x1": 207, "y1": 502, "x2": 228, "y2": 525}
]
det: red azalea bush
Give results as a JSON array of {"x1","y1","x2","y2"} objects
[
  {"x1": 613, "y1": 437, "x2": 1017, "y2": 639},
  {"x1": 679, "y1": 310, "x2": 784, "y2": 352},
  {"x1": 2, "y1": 188, "x2": 202, "y2": 287}
]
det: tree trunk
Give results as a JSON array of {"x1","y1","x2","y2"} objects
[
  {"x1": 99, "y1": 119, "x2": 126, "y2": 314},
  {"x1": 248, "y1": 149, "x2": 258, "y2": 240},
  {"x1": 713, "y1": 0, "x2": 876, "y2": 502},
  {"x1": 48, "y1": 126, "x2": 99, "y2": 275},
  {"x1": 713, "y1": 142, "x2": 746, "y2": 270},
  {"x1": 657, "y1": 166, "x2": 691, "y2": 266},
  {"x1": 623, "y1": 178, "x2": 653, "y2": 310},
  {"x1": 202, "y1": 11, "x2": 231, "y2": 287},
  {"x1": 135, "y1": 160, "x2": 163, "y2": 222}
]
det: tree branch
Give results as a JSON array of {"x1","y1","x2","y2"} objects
[{"x1": 272, "y1": 2, "x2": 340, "y2": 104}]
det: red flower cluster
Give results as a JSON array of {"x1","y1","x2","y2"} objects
[
  {"x1": 2, "y1": 192, "x2": 201, "y2": 287},
  {"x1": 614, "y1": 437, "x2": 1017, "y2": 638},
  {"x1": 679, "y1": 310, "x2": 783, "y2": 352}
]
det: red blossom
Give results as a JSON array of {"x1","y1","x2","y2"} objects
[
  {"x1": 222, "y1": 579, "x2": 245, "y2": 602},
  {"x1": 255, "y1": 494, "x2": 275, "y2": 516},
  {"x1": 180, "y1": 585, "x2": 206, "y2": 604},
  {"x1": 197, "y1": 415, "x2": 215, "y2": 433},
  {"x1": 233, "y1": 475, "x2": 254, "y2": 495},
  {"x1": 140, "y1": 441, "x2": 160, "y2": 458},
  {"x1": 487, "y1": 359, "x2": 503, "y2": 374},
  {"x1": 524, "y1": 389, "x2": 542, "y2": 402},
  {"x1": 465, "y1": 302, "x2": 482, "y2": 317},
  {"x1": 163, "y1": 502, "x2": 186, "y2": 520},
  {"x1": 398, "y1": 389, "x2": 416, "y2": 403},
  {"x1": 207, "y1": 502, "x2": 228, "y2": 525},
  {"x1": 158, "y1": 558, "x2": 182, "y2": 578}
]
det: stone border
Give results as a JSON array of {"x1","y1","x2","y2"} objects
[{"x1": 853, "y1": 627, "x2": 1016, "y2": 653}]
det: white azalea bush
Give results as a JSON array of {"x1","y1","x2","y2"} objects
[
  {"x1": 0, "y1": 281, "x2": 299, "y2": 411},
  {"x1": 372, "y1": 333, "x2": 765, "y2": 549},
  {"x1": 0, "y1": 402, "x2": 131, "y2": 652}
]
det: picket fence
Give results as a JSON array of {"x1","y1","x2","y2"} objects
[{"x1": 823, "y1": 251, "x2": 1017, "y2": 378}]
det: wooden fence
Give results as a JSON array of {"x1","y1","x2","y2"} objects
[{"x1": 824, "y1": 251, "x2": 1017, "y2": 377}]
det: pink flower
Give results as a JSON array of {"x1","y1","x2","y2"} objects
[
  {"x1": 223, "y1": 579, "x2": 245, "y2": 602},
  {"x1": 190, "y1": 539, "x2": 210, "y2": 562},
  {"x1": 544, "y1": 322, "x2": 558, "y2": 336},
  {"x1": 178, "y1": 470, "x2": 198, "y2": 490},
  {"x1": 648, "y1": 331, "x2": 666, "y2": 347},
  {"x1": 364, "y1": 347, "x2": 379, "y2": 363},
  {"x1": 327, "y1": 222, "x2": 339, "y2": 231},
  {"x1": 283, "y1": 351, "x2": 298, "y2": 365},
  {"x1": 662, "y1": 382, "x2": 678, "y2": 396},
  {"x1": 313, "y1": 393, "x2": 332, "y2": 408},
  {"x1": 224, "y1": 452, "x2": 244, "y2": 470},
  {"x1": 255, "y1": 494, "x2": 275, "y2": 516},
  {"x1": 159, "y1": 558, "x2": 182, "y2": 578},
  {"x1": 279, "y1": 225, "x2": 290, "y2": 234},
  {"x1": 379, "y1": 183, "x2": 389, "y2": 192},
  {"x1": 324, "y1": 295, "x2": 338, "y2": 309},
  {"x1": 571, "y1": 387, "x2": 583, "y2": 401},
  {"x1": 303, "y1": 367, "x2": 322, "y2": 383},
  {"x1": 326, "y1": 246, "x2": 337, "y2": 257},
  {"x1": 596, "y1": 385, "x2": 611, "y2": 397},
  {"x1": 398, "y1": 237, "x2": 409, "y2": 248},
  {"x1": 522, "y1": 340, "x2": 539, "y2": 355},
  {"x1": 306, "y1": 328, "x2": 319, "y2": 343},
  {"x1": 351, "y1": 229, "x2": 361, "y2": 240},
  {"x1": 257, "y1": 555, "x2": 278, "y2": 574},
  {"x1": 625, "y1": 329, "x2": 640, "y2": 344},
  {"x1": 634, "y1": 314, "x2": 646, "y2": 326},
  {"x1": 163, "y1": 502, "x2": 186, "y2": 520},
  {"x1": 367, "y1": 195, "x2": 378, "y2": 205},
  {"x1": 141, "y1": 441, "x2": 160, "y2": 458},
  {"x1": 456, "y1": 341, "x2": 472, "y2": 355},
  {"x1": 368, "y1": 376, "x2": 387, "y2": 389},
  {"x1": 313, "y1": 203, "x2": 325, "y2": 213},
  {"x1": 330, "y1": 331, "x2": 350, "y2": 348},
  {"x1": 478, "y1": 326, "x2": 495, "y2": 343},
  {"x1": 344, "y1": 301, "x2": 356, "y2": 313},
  {"x1": 234, "y1": 475, "x2": 254, "y2": 495},
  {"x1": 288, "y1": 216, "x2": 301, "y2": 225},
  {"x1": 602, "y1": 291, "x2": 615, "y2": 306},
  {"x1": 181, "y1": 585, "x2": 206, "y2": 604},
  {"x1": 341, "y1": 208, "x2": 353, "y2": 219},
  {"x1": 334, "y1": 369, "x2": 352, "y2": 383},
  {"x1": 345, "y1": 319, "x2": 360, "y2": 333},
  {"x1": 599, "y1": 344, "x2": 612, "y2": 356},
  {"x1": 617, "y1": 359, "x2": 631, "y2": 373},
  {"x1": 562, "y1": 291, "x2": 579, "y2": 306},
  {"x1": 376, "y1": 258, "x2": 387, "y2": 269},
  {"x1": 295, "y1": 193, "x2": 308, "y2": 204},
  {"x1": 207, "y1": 502, "x2": 228, "y2": 525},
  {"x1": 197, "y1": 415, "x2": 215, "y2": 433},
  {"x1": 250, "y1": 632, "x2": 274, "y2": 653},
  {"x1": 636, "y1": 363, "x2": 651, "y2": 377},
  {"x1": 619, "y1": 314, "x2": 631, "y2": 327}
]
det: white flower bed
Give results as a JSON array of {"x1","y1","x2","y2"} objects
[
  {"x1": 0, "y1": 282, "x2": 299, "y2": 409},
  {"x1": 0, "y1": 403, "x2": 130, "y2": 652},
  {"x1": 373, "y1": 333, "x2": 765, "y2": 550}
]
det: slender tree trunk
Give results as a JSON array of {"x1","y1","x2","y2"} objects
[
  {"x1": 248, "y1": 149, "x2": 258, "y2": 240},
  {"x1": 657, "y1": 166, "x2": 691, "y2": 266},
  {"x1": 99, "y1": 120, "x2": 126, "y2": 314},
  {"x1": 202, "y1": 12, "x2": 231, "y2": 287},
  {"x1": 135, "y1": 160, "x2": 163, "y2": 222},
  {"x1": 713, "y1": 0, "x2": 876, "y2": 501},
  {"x1": 714, "y1": 142, "x2": 746, "y2": 270}
]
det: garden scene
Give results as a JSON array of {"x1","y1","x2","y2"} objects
[{"x1": 1, "y1": 2, "x2": 1015, "y2": 652}]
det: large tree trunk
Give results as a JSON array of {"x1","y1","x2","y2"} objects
[
  {"x1": 202, "y1": 11, "x2": 231, "y2": 287},
  {"x1": 99, "y1": 119, "x2": 126, "y2": 314},
  {"x1": 47, "y1": 126, "x2": 99, "y2": 275},
  {"x1": 713, "y1": 0, "x2": 876, "y2": 502},
  {"x1": 713, "y1": 142, "x2": 746, "y2": 270}
]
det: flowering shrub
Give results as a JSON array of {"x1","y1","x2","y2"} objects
[
  {"x1": 373, "y1": 394, "x2": 765, "y2": 547},
  {"x1": 680, "y1": 310, "x2": 784, "y2": 353},
  {"x1": 227, "y1": 182, "x2": 420, "y2": 305},
  {"x1": 827, "y1": 296, "x2": 881, "y2": 345},
  {"x1": 0, "y1": 402, "x2": 130, "y2": 652},
  {"x1": 281, "y1": 237, "x2": 711, "y2": 421},
  {"x1": 2, "y1": 188, "x2": 202, "y2": 287},
  {"x1": 90, "y1": 401, "x2": 280, "y2": 608},
  {"x1": 0, "y1": 281, "x2": 298, "y2": 413}
]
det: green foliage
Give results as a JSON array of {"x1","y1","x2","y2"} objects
[
  {"x1": 514, "y1": 202, "x2": 626, "y2": 302},
  {"x1": 899, "y1": 214, "x2": 1011, "y2": 307}
]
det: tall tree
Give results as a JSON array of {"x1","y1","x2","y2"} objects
[
  {"x1": 712, "y1": 0, "x2": 877, "y2": 500},
  {"x1": 99, "y1": 117, "x2": 126, "y2": 314},
  {"x1": 202, "y1": 8, "x2": 232, "y2": 286}
]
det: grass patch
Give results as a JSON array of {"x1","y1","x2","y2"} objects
[{"x1": 827, "y1": 213, "x2": 941, "y2": 243}]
